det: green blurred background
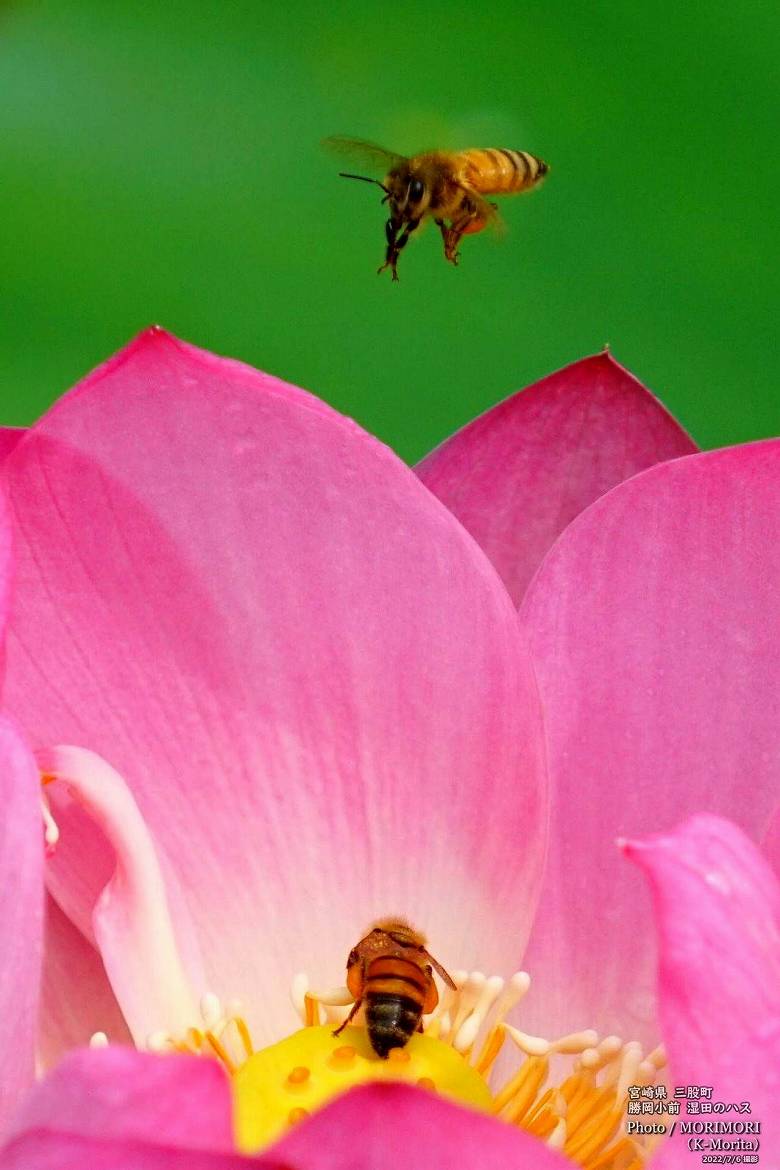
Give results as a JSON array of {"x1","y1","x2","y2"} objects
[{"x1": 1, "y1": 0, "x2": 777, "y2": 459}]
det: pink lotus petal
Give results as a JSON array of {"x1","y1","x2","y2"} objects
[
  {"x1": 1, "y1": 1049, "x2": 263, "y2": 1170},
  {"x1": 37, "y1": 746, "x2": 201, "y2": 1043},
  {"x1": 623, "y1": 815, "x2": 780, "y2": 1085},
  {"x1": 0, "y1": 430, "x2": 23, "y2": 463},
  {"x1": 6, "y1": 1048, "x2": 234, "y2": 1153},
  {"x1": 650, "y1": 1020, "x2": 780, "y2": 1170},
  {"x1": 38, "y1": 895, "x2": 131, "y2": 1069},
  {"x1": 519, "y1": 440, "x2": 780, "y2": 1044},
  {"x1": 42, "y1": 754, "x2": 207, "y2": 1007},
  {"x1": 3, "y1": 328, "x2": 547, "y2": 1045},
  {"x1": 0, "y1": 716, "x2": 44, "y2": 1135},
  {"x1": 762, "y1": 804, "x2": 780, "y2": 875},
  {"x1": 0, "y1": 1137, "x2": 262, "y2": 1170},
  {"x1": 267, "y1": 1082, "x2": 573, "y2": 1170},
  {"x1": 416, "y1": 353, "x2": 696, "y2": 606},
  {"x1": 0, "y1": 486, "x2": 12, "y2": 650},
  {"x1": 42, "y1": 780, "x2": 114, "y2": 946}
]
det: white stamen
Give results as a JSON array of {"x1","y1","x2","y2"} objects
[
  {"x1": 453, "y1": 1017, "x2": 481, "y2": 1053},
  {"x1": 306, "y1": 984, "x2": 353, "y2": 1007},
  {"x1": 636, "y1": 1059, "x2": 657, "y2": 1084},
  {"x1": 546, "y1": 1118, "x2": 567, "y2": 1150},
  {"x1": 503, "y1": 1023, "x2": 551, "y2": 1057},
  {"x1": 450, "y1": 971, "x2": 486, "y2": 1038},
  {"x1": 433, "y1": 969, "x2": 467, "y2": 1041},
  {"x1": 427, "y1": 979, "x2": 458, "y2": 1022},
  {"x1": 323, "y1": 1004, "x2": 351, "y2": 1026},
  {"x1": 599, "y1": 1034, "x2": 623, "y2": 1057},
  {"x1": 550, "y1": 1029, "x2": 599, "y2": 1055},
  {"x1": 450, "y1": 969, "x2": 469, "y2": 993},
  {"x1": 453, "y1": 974, "x2": 504, "y2": 1052},
  {"x1": 492, "y1": 970, "x2": 531, "y2": 1025},
  {"x1": 40, "y1": 797, "x2": 59, "y2": 853},
  {"x1": 424, "y1": 970, "x2": 460, "y2": 1034},
  {"x1": 89, "y1": 1031, "x2": 109, "y2": 1048},
  {"x1": 226, "y1": 1009, "x2": 254, "y2": 1060},
  {"x1": 579, "y1": 1033, "x2": 622, "y2": 1071},
  {"x1": 645, "y1": 1043, "x2": 667, "y2": 1069},
  {"x1": 200, "y1": 992, "x2": 223, "y2": 1029},
  {"x1": 615, "y1": 1040, "x2": 643, "y2": 1102}
]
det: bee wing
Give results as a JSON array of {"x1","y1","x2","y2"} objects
[{"x1": 321, "y1": 136, "x2": 407, "y2": 174}]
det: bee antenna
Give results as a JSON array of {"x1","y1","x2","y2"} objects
[{"x1": 338, "y1": 172, "x2": 391, "y2": 195}]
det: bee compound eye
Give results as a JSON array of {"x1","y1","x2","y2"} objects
[{"x1": 409, "y1": 178, "x2": 424, "y2": 202}]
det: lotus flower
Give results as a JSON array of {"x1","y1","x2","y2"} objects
[{"x1": 0, "y1": 331, "x2": 777, "y2": 1169}]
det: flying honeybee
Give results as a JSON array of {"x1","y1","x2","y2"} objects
[
  {"x1": 323, "y1": 136, "x2": 549, "y2": 280},
  {"x1": 333, "y1": 917, "x2": 456, "y2": 1058}
]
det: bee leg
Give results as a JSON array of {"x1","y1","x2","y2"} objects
[
  {"x1": 332, "y1": 997, "x2": 362, "y2": 1038},
  {"x1": 378, "y1": 217, "x2": 402, "y2": 280},
  {"x1": 439, "y1": 194, "x2": 486, "y2": 267},
  {"x1": 435, "y1": 218, "x2": 463, "y2": 267},
  {"x1": 377, "y1": 254, "x2": 401, "y2": 281},
  {"x1": 444, "y1": 227, "x2": 464, "y2": 266},
  {"x1": 378, "y1": 218, "x2": 420, "y2": 281}
]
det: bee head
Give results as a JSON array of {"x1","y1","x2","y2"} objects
[
  {"x1": 407, "y1": 176, "x2": 425, "y2": 205},
  {"x1": 386, "y1": 168, "x2": 429, "y2": 220}
]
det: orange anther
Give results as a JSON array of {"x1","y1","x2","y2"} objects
[
  {"x1": 303, "y1": 994, "x2": 320, "y2": 1027},
  {"x1": 387, "y1": 1047, "x2": 411, "y2": 1063},
  {"x1": 286, "y1": 1065, "x2": 311, "y2": 1085},
  {"x1": 232, "y1": 1015, "x2": 254, "y2": 1058},
  {"x1": 204, "y1": 1030, "x2": 235, "y2": 1074},
  {"x1": 287, "y1": 1107, "x2": 310, "y2": 1125},
  {"x1": 417, "y1": 1076, "x2": 436, "y2": 1091}
]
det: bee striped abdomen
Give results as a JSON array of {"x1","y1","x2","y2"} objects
[
  {"x1": 460, "y1": 148, "x2": 548, "y2": 194},
  {"x1": 364, "y1": 956, "x2": 427, "y2": 1057}
]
